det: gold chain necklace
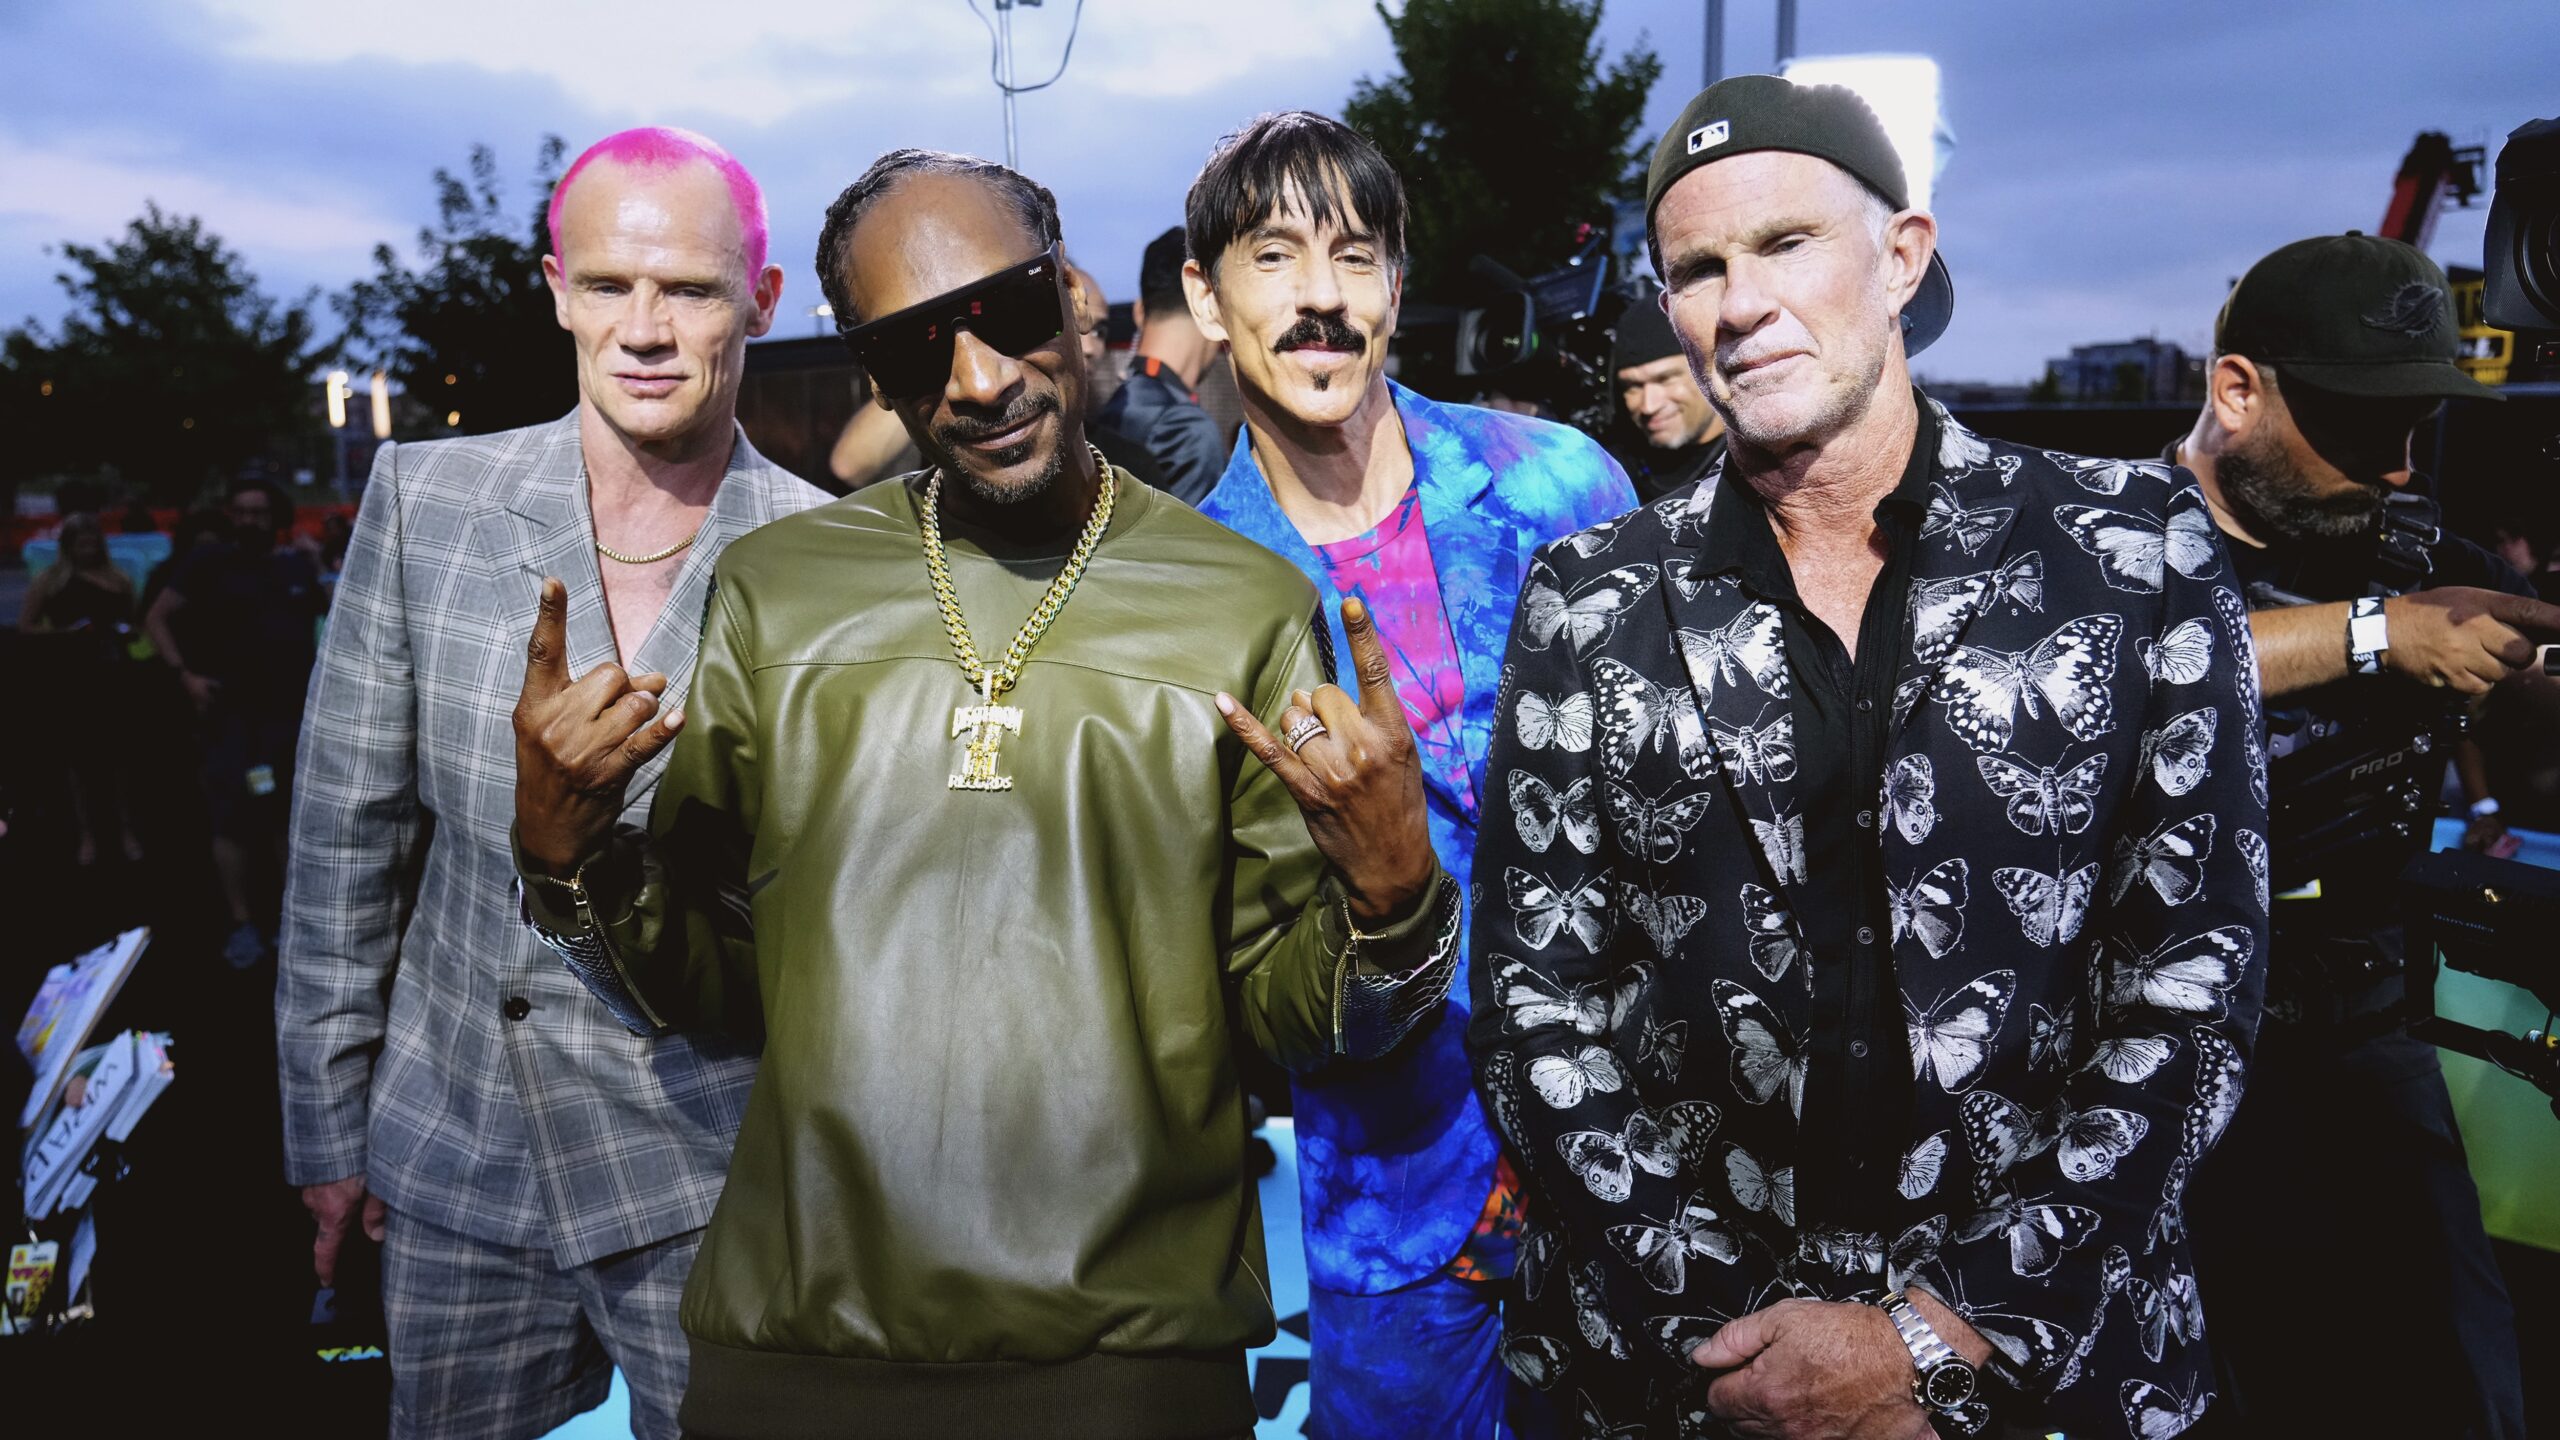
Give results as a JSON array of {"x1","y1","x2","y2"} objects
[
  {"x1": 920, "y1": 443, "x2": 1116, "y2": 792},
  {"x1": 582, "y1": 461, "x2": 705, "y2": 564},
  {"x1": 595, "y1": 529, "x2": 700, "y2": 565}
]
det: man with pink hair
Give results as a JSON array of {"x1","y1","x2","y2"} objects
[{"x1": 278, "y1": 126, "x2": 830, "y2": 1439}]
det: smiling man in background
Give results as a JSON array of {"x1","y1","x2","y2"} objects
[
  {"x1": 277, "y1": 127, "x2": 828, "y2": 1439},
  {"x1": 1609, "y1": 293, "x2": 1728, "y2": 504}
]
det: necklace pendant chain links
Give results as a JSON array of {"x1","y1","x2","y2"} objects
[{"x1": 922, "y1": 444, "x2": 1115, "y2": 792}]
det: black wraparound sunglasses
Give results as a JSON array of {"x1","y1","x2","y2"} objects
[{"x1": 841, "y1": 244, "x2": 1068, "y2": 402}]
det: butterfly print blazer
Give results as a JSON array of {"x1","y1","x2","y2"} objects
[{"x1": 1466, "y1": 401, "x2": 2270, "y2": 1439}]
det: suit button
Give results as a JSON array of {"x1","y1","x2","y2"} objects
[
  {"x1": 1849, "y1": 1039, "x2": 1871, "y2": 1059},
  {"x1": 1856, "y1": 808, "x2": 1876, "y2": 829},
  {"x1": 1857, "y1": 926, "x2": 1878, "y2": 946},
  {"x1": 1857, "y1": 697, "x2": 1875, "y2": 713},
  {"x1": 503, "y1": 997, "x2": 531, "y2": 1022}
]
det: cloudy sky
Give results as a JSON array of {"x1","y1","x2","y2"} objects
[{"x1": 3, "y1": 0, "x2": 2552, "y2": 383}]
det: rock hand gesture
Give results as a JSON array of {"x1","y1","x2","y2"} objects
[
  {"x1": 1216, "y1": 597, "x2": 1438, "y2": 928},
  {"x1": 513, "y1": 577, "x2": 685, "y2": 876}
]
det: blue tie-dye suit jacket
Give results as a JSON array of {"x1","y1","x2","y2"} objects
[{"x1": 1201, "y1": 380, "x2": 1636, "y2": 1294}]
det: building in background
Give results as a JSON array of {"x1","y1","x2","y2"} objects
[{"x1": 2039, "y1": 335, "x2": 2204, "y2": 404}]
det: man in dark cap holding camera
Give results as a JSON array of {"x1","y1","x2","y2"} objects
[
  {"x1": 2174, "y1": 233, "x2": 2555, "y2": 1440},
  {"x1": 1472, "y1": 74, "x2": 2268, "y2": 1439},
  {"x1": 1610, "y1": 292, "x2": 1727, "y2": 502}
]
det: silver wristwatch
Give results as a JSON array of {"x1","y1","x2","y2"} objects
[
  {"x1": 1880, "y1": 1290, "x2": 1985, "y2": 1435},
  {"x1": 2348, "y1": 595, "x2": 2391, "y2": 675}
]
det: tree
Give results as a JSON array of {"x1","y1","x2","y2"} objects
[
  {"x1": 336, "y1": 138, "x2": 577, "y2": 439},
  {"x1": 1345, "y1": 0, "x2": 1661, "y2": 299},
  {"x1": 1, "y1": 206, "x2": 320, "y2": 500}
]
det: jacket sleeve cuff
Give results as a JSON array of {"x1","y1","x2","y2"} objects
[
  {"x1": 1328, "y1": 868, "x2": 1462, "y2": 1060},
  {"x1": 509, "y1": 828, "x2": 667, "y2": 1037}
]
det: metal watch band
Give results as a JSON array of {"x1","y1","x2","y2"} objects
[
  {"x1": 1882, "y1": 1290, "x2": 1956, "y2": 1377},
  {"x1": 2348, "y1": 595, "x2": 2390, "y2": 675}
]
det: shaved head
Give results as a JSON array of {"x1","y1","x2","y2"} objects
[{"x1": 549, "y1": 126, "x2": 769, "y2": 282}]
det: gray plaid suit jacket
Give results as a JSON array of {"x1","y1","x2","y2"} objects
[{"x1": 278, "y1": 411, "x2": 832, "y2": 1265}]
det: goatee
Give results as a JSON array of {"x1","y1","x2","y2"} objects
[{"x1": 929, "y1": 393, "x2": 1064, "y2": 506}]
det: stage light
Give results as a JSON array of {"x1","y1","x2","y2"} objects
[
  {"x1": 326, "y1": 370, "x2": 350, "y2": 429},
  {"x1": 370, "y1": 370, "x2": 392, "y2": 440},
  {"x1": 1780, "y1": 54, "x2": 1952, "y2": 214}
]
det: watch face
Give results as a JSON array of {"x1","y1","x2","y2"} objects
[{"x1": 1924, "y1": 1360, "x2": 1978, "y2": 1409}]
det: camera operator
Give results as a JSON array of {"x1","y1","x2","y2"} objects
[
  {"x1": 2172, "y1": 234, "x2": 2560, "y2": 1440},
  {"x1": 1605, "y1": 291, "x2": 1724, "y2": 501}
]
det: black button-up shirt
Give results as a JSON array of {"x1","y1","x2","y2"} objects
[{"x1": 1691, "y1": 395, "x2": 1936, "y2": 1227}]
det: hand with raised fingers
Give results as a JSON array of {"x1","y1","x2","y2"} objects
[
  {"x1": 1215, "y1": 597, "x2": 1437, "y2": 927},
  {"x1": 511, "y1": 577, "x2": 683, "y2": 876}
]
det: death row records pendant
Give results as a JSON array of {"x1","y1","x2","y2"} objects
[{"x1": 950, "y1": 700, "x2": 1025, "y2": 791}]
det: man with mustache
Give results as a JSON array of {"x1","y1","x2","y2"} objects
[
  {"x1": 511, "y1": 147, "x2": 1459, "y2": 1439},
  {"x1": 1186, "y1": 110, "x2": 1635, "y2": 1437},
  {"x1": 2170, "y1": 234, "x2": 2554, "y2": 1440},
  {"x1": 1470, "y1": 76, "x2": 2268, "y2": 1439},
  {"x1": 276, "y1": 127, "x2": 828, "y2": 1439}
]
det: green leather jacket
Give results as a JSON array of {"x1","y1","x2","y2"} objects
[{"x1": 522, "y1": 471, "x2": 1453, "y2": 1439}]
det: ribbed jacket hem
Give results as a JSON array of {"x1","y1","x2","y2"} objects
[{"x1": 677, "y1": 1337, "x2": 1255, "y2": 1440}]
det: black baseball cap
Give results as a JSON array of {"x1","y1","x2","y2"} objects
[
  {"x1": 1611, "y1": 296, "x2": 1684, "y2": 372},
  {"x1": 1644, "y1": 73, "x2": 1955, "y2": 355},
  {"x1": 2216, "y1": 233, "x2": 2500, "y2": 400}
]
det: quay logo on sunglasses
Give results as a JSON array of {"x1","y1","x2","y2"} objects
[{"x1": 842, "y1": 245, "x2": 1070, "y2": 402}]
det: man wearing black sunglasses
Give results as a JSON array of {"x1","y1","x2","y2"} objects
[{"x1": 509, "y1": 147, "x2": 1462, "y2": 1440}]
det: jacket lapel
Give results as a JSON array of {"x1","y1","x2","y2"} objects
[
  {"x1": 1402, "y1": 384, "x2": 1518, "y2": 826},
  {"x1": 499, "y1": 412, "x2": 619, "y2": 680},
  {"x1": 1887, "y1": 401, "x2": 2033, "y2": 747},
  {"x1": 1201, "y1": 431, "x2": 1357, "y2": 684},
  {"x1": 1653, "y1": 472, "x2": 1817, "y2": 912},
  {"x1": 492, "y1": 412, "x2": 772, "y2": 804},
  {"x1": 627, "y1": 426, "x2": 769, "y2": 700}
]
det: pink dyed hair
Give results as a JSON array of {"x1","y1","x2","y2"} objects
[{"x1": 546, "y1": 126, "x2": 770, "y2": 282}]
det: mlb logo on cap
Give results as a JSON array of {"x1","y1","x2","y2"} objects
[{"x1": 1686, "y1": 120, "x2": 1730, "y2": 155}]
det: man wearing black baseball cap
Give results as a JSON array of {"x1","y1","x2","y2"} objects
[
  {"x1": 1474, "y1": 74, "x2": 2267, "y2": 1440},
  {"x1": 2174, "y1": 233, "x2": 2550, "y2": 1440},
  {"x1": 1609, "y1": 292, "x2": 1726, "y2": 501}
]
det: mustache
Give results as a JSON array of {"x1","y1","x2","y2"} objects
[
  {"x1": 1274, "y1": 311, "x2": 1365, "y2": 354},
  {"x1": 933, "y1": 390, "x2": 1057, "y2": 448}
]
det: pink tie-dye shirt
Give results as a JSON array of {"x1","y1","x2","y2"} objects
[{"x1": 1311, "y1": 484, "x2": 1476, "y2": 815}]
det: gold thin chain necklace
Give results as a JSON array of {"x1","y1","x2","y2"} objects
[
  {"x1": 582, "y1": 461, "x2": 705, "y2": 564},
  {"x1": 921, "y1": 443, "x2": 1116, "y2": 792},
  {"x1": 595, "y1": 529, "x2": 700, "y2": 565}
]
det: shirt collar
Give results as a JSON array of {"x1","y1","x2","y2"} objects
[{"x1": 1693, "y1": 387, "x2": 1939, "y2": 593}]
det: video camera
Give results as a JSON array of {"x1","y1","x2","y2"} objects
[
  {"x1": 1393, "y1": 224, "x2": 1629, "y2": 438},
  {"x1": 2485, "y1": 115, "x2": 2560, "y2": 382}
]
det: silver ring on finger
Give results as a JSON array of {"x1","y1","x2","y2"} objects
[{"x1": 1283, "y1": 715, "x2": 1330, "y2": 753}]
